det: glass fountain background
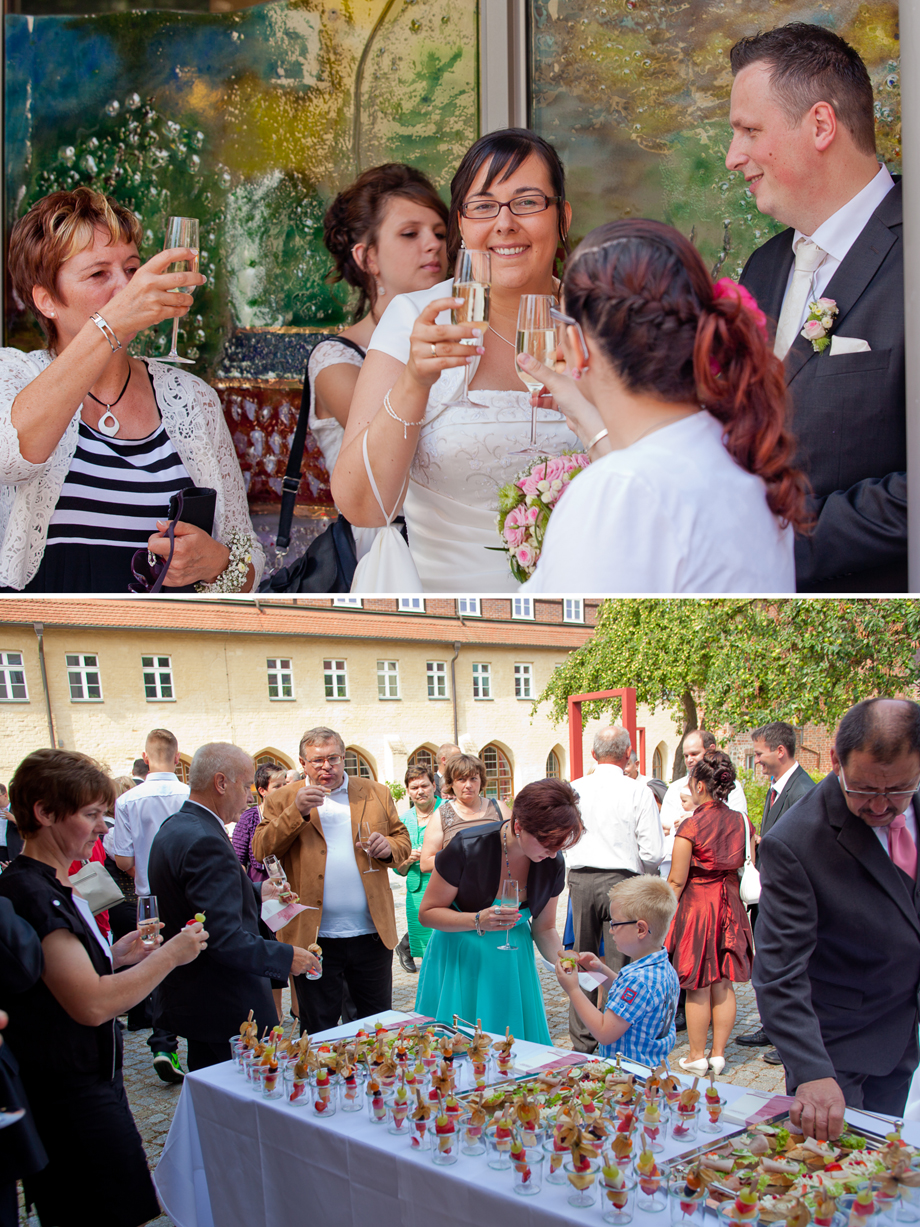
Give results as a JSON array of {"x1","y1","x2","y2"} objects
[{"x1": 3, "y1": 0, "x2": 900, "y2": 518}]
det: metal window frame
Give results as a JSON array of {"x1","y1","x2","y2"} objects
[
  {"x1": 514, "y1": 661, "x2": 533, "y2": 699},
  {"x1": 512, "y1": 597, "x2": 534, "y2": 620},
  {"x1": 376, "y1": 659, "x2": 400, "y2": 700},
  {"x1": 472, "y1": 661, "x2": 492, "y2": 700},
  {"x1": 66, "y1": 652, "x2": 103, "y2": 703},
  {"x1": 141, "y1": 653, "x2": 175, "y2": 702},
  {"x1": 563, "y1": 598, "x2": 584, "y2": 623},
  {"x1": 266, "y1": 656, "x2": 295, "y2": 701},
  {"x1": 426, "y1": 660, "x2": 448, "y2": 700},
  {"x1": 323, "y1": 657, "x2": 349, "y2": 701}
]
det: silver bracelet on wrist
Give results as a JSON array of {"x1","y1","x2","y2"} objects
[
  {"x1": 474, "y1": 911, "x2": 483, "y2": 937},
  {"x1": 383, "y1": 389, "x2": 422, "y2": 441},
  {"x1": 89, "y1": 312, "x2": 121, "y2": 352},
  {"x1": 194, "y1": 530, "x2": 252, "y2": 594},
  {"x1": 585, "y1": 426, "x2": 609, "y2": 453}
]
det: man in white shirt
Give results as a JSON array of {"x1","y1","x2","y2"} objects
[
  {"x1": 113, "y1": 728, "x2": 189, "y2": 1083},
  {"x1": 660, "y1": 729, "x2": 748, "y2": 846},
  {"x1": 727, "y1": 23, "x2": 905, "y2": 593},
  {"x1": 567, "y1": 727, "x2": 665, "y2": 1052}
]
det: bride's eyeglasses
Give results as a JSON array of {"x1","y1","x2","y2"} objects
[{"x1": 460, "y1": 193, "x2": 561, "y2": 220}]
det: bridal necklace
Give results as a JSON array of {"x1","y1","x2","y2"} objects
[{"x1": 85, "y1": 363, "x2": 132, "y2": 437}]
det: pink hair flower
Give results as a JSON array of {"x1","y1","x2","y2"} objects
[{"x1": 712, "y1": 276, "x2": 768, "y2": 340}]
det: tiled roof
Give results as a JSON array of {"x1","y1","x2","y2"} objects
[{"x1": 0, "y1": 597, "x2": 594, "y2": 649}]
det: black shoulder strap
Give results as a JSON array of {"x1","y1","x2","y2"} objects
[{"x1": 276, "y1": 334, "x2": 366, "y2": 550}]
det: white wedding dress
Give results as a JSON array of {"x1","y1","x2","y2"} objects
[{"x1": 356, "y1": 279, "x2": 579, "y2": 594}]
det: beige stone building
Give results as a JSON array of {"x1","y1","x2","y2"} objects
[{"x1": 0, "y1": 596, "x2": 682, "y2": 799}]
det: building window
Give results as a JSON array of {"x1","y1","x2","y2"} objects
[
  {"x1": 564, "y1": 598, "x2": 584, "y2": 623},
  {"x1": 267, "y1": 658, "x2": 294, "y2": 700},
  {"x1": 323, "y1": 659, "x2": 348, "y2": 700},
  {"x1": 408, "y1": 747, "x2": 436, "y2": 774},
  {"x1": 457, "y1": 597, "x2": 480, "y2": 616},
  {"x1": 344, "y1": 748, "x2": 375, "y2": 780},
  {"x1": 66, "y1": 653, "x2": 102, "y2": 702},
  {"x1": 546, "y1": 750, "x2": 561, "y2": 779},
  {"x1": 472, "y1": 662, "x2": 491, "y2": 699},
  {"x1": 142, "y1": 655, "x2": 174, "y2": 701},
  {"x1": 0, "y1": 651, "x2": 28, "y2": 702},
  {"x1": 426, "y1": 661, "x2": 448, "y2": 699},
  {"x1": 332, "y1": 597, "x2": 362, "y2": 607},
  {"x1": 377, "y1": 660, "x2": 400, "y2": 699},
  {"x1": 482, "y1": 744, "x2": 513, "y2": 802},
  {"x1": 398, "y1": 598, "x2": 425, "y2": 612},
  {"x1": 653, "y1": 745, "x2": 665, "y2": 779},
  {"x1": 512, "y1": 597, "x2": 533, "y2": 619},
  {"x1": 514, "y1": 663, "x2": 533, "y2": 699},
  {"x1": 176, "y1": 758, "x2": 191, "y2": 784},
  {"x1": 744, "y1": 751, "x2": 755, "y2": 772}
]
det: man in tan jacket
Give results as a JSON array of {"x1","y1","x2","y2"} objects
[{"x1": 253, "y1": 726, "x2": 411, "y2": 1033}]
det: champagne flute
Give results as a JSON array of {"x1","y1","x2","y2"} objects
[
  {"x1": 445, "y1": 248, "x2": 491, "y2": 407},
  {"x1": 137, "y1": 895, "x2": 159, "y2": 949},
  {"x1": 496, "y1": 878, "x2": 519, "y2": 951},
  {"x1": 360, "y1": 819, "x2": 380, "y2": 874},
  {"x1": 263, "y1": 854, "x2": 316, "y2": 908},
  {"x1": 511, "y1": 293, "x2": 557, "y2": 454},
  {"x1": 161, "y1": 216, "x2": 199, "y2": 364}
]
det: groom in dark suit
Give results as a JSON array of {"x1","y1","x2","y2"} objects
[
  {"x1": 754, "y1": 699, "x2": 920, "y2": 1138},
  {"x1": 727, "y1": 24, "x2": 905, "y2": 593}
]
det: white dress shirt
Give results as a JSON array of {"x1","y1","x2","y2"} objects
[
  {"x1": 782, "y1": 164, "x2": 895, "y2": 335},
  {"x1": 566, "y1": 764, "x2": 664, "y2": 874},
  {"x1": 316, "y1": 774, "x2": 375, "y2": 939},
  {"x1": 767, "y1": 761, "x2": 800, "y2": 801},
  {"x1": 112, "y1": 772, "x2": 190, "y2": 895}
]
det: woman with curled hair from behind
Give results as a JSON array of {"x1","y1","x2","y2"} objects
[
  {"x1": 520, "y1": 218, "x2": 810, "y2": 593},
  {"x1": 417, "y1": 777, "x2": 583, "y2": 1042},
  {"x1": 665, "y1": 749, "x2": 754, "y2": 1077}
]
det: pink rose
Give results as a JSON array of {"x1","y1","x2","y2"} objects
[
  {"x1": 515, "y1": 544, "x2": 536, "y2": 569},
  {"x1": 523, "y1": 505, "x2": 540, "y2": 525},
  {"x1": 504, "y1": 505, "x2": 525, "y2": 528},
  {"x1": 544, "y1": 456, "x2": 567, "y2": 483},
  {"x1": 815, "y1": 297, "x2": 837, "y2": 312},
  {"x1": 573, "y1": 453, "x2": 591, "y2": 469},
  {"x1": 503, "y1": 525, "x2": 526, "y2": 549},
  {"x1": 802, "y1": 319, "x2": 825, "y2": 340},
  {"x1": 518, "y1": 474, "x2": 541, "y2": 499}
]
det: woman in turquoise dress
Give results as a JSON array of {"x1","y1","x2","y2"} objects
[
  {"x1": 416, "y1": 778, "x2": 583, "y2": 1043},
  {"x1": 391, "y1": 764, "x2": 441, "y2": 971}
]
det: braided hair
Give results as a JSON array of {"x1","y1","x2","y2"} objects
[{"x1": 562, "y1": 218, "x2": 811, "y2": 532}]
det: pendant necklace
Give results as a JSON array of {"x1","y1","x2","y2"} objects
[
  {"x1": 489, "y1": 325, "x2": 515, "y2": 349},
  {"x1": 85, "y1": 363, "x2": 132, "y2": 437}
]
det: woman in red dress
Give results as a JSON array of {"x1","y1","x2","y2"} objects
[{"x1": 667, "y1": 749, "x2": 753, "y2": 1075}]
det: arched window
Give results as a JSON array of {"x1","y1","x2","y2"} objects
[
  {"x1": 344, "y1": 748, "x2": 375, "y2": 780},
  {"x1": 652, "y1": 743, "x2": 666, "y2": 780},
  {"x1": 408, "y1": 747, "x2": 436, "y2": 774},
  {"x1": 253, "y1": 748, "x2": 292, "y2": 771},
  {"x1": 176, "y1": 756, "x2": 191, "y2": 784},
  {"x1": 545, "y1": 750, "x2": 561, "y2": 779},
  {"x1": 481, "y1": 744, "x2": 513, "y2": 803}
]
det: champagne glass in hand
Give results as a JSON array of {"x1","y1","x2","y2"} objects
[
  {"x1": 161, "y1": 216, "x2": 199, "y2": 364},
  {"x1": 359, "y1": 820, "x2": 380, "y2": 873},
  {"x1": 511, "y1": 294, "x2": 557, "y2": 454},
  {"x1": 497, "y1": 878, "x2": 519, "y2": 951},
  {"x1": 137, "y1": 896, "x2": 159, "y2": 949},
  {"x1": 446, "y1": 248, "x2": 491, "y2": 407}
]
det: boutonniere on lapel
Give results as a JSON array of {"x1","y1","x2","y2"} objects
[{"x1": 800, "y1": 298, "x2": 839, "y2": 353}]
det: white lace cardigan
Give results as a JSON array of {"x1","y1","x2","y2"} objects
[{"x1": 0, "y1": 348, "x2": 264, "y2": 590}]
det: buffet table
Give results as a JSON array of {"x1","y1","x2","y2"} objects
[{"x1": 153, "y1": 1011, "x2": 917, "y2": 1227}]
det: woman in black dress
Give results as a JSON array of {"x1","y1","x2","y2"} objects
[{"x1": 0, "y1": 748, "x2": 208, "y2": 1227}]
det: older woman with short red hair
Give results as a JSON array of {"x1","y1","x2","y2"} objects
[{"x1": 417, "y1": 778, "x2": 583, "y2": 1042}]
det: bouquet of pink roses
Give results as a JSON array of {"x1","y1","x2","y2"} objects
[{"x1": 495, "y1": 452, "x2": 591, "y2": 583}]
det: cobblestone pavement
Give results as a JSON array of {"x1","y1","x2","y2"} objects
[{"x1": 17, "y1": 878, "x2": 782, "y2": 1226}]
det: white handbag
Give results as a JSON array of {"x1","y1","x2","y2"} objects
[
  {"x1": 69, "y1": 859, "x2": 124, "y2": 915},
  {"x1": 739, "y1": 813, "x2": 761, "y2": 906},
  {"x1": 350, "y1": 429, "x2": 424, "y2": 593}
]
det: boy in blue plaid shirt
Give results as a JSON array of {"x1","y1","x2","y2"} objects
[{"x1": 555, "y1": 875, "x2": 679, "y2": 1067}]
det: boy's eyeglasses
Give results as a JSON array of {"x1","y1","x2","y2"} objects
[
  {"x1": 549, "y1": 304, "x2": 590, "y2": 364},
  {"x1": 609, "y1": 919, "x2": 638, "y2": 928}
]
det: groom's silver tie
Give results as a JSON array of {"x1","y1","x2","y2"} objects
[{"x1": 773, "y1": 239, "x2": 827, "y2": 360}]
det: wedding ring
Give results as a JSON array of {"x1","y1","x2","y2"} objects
[{"x1": 430, "y1": 343, "x2": 438, "y2": 358}]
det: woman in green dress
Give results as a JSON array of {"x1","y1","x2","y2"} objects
[
  {"x1": 416, "y1": 778, "x2": 584, "y2": 1043},
  {"x1": 391, "y1": 764, "x2": 441, "y2": 973}
]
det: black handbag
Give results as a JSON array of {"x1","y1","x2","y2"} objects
[
  {"x1": 258, "y1": 334, "x2": 365, "y2": 594},
  {"x1": 128, "y1": 485, "x2": 217, "y2": 594}
]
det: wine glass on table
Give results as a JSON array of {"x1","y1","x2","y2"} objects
[
  {"x1": 136, "y1": 895, "x2": 159, "y2": 949},
  {"x1": 496, "y1": 878, "x2": 519, "y2": 951},
  {"x1": 445, "y1": 248, "x2": 491, "y2": 407},
  {"x1": 161, "y1": 216, "x2": 199, "y2": 364},
  {"x1": 359, "y1": 820, "x2": 380, "y2": 874},
  {"x1": 511, "y1": 294, "x2": 557, "y2": 455}
]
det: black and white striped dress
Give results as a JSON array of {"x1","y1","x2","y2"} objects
[{"x1": 24, "y1": 410, "x2": 194, "y2": 593}]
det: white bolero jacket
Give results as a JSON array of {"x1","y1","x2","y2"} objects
[{"x1": 0, "y1": 348, "x2": 264, "y2": 590}]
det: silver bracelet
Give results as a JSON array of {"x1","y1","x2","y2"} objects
[
  {"x1": 383, "y1": 389, "x2": 422, "y2": 441},
  {"x1": 474, "y1": 911, "x2": 483, "y2": 937},
  {"x1": 585, "y1": 426, "x2": 609, "y2": 453},
  {"x1": 195, "y1": 530, "x2": 252, "y2": 594},
  {"x1": 89, "y1": 312, "x2": 121, "y2": 352}
]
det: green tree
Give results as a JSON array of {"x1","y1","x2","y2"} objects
[{"x1": 539, "y1": 599, "x2": 920, "y2": 765}]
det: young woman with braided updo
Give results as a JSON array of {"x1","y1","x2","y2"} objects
[
  {"x1": 520, "y1": 218, "x2": 810, "y2": 593},
  {"x1": 665, "y1": 749, "x2": 755, "y2": 1076}
]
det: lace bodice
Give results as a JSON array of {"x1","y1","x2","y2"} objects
[
  {"x1": 0, "y1": 349, "x2": 264, "y2": 590},
  {"x1": 307, "y1": 338, "x2": 365, "y2": 478}
]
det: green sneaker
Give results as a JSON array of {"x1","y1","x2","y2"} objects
[{"x1": 153, "y1": 1051, "x2": 185, "y2": 1083}]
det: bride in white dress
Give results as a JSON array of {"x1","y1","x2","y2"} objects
[{"x1": 332, "y1": 130, "x2": 594, "y2": 593}]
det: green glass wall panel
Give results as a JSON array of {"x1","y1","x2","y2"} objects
[
  {"x1": 5, "y1": 0, "x2": 479, "y2": 372},
  {"x1": 530, "y1": 0, "x2": 900, "y2": 277}
]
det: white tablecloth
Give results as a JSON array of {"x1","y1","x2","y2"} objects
[{"x1": 154, "y1": 1011, "x2": 918, "y2": 1227}]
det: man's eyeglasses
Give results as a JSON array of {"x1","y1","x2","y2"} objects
[
  {"x1": 460, "y1": 192, "x2": 561, "y2": 220},
  {"x1": 838, "y1": 764, "x2": 920, "y2": 801},
  {"x1": 549, "y1": 305, "x2": 590, "y2": 364},
  {"x1": 305, "y1": 755, "x2": 343, "y2": 768},
  {"x1": 609, "y1": 919, "x2": 638, "y2": 928}
]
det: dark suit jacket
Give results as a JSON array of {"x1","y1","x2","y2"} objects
[
  {"x1": 0, "y1": 896, "x2": 47, "y2": 1181},
  {"x1": 740, "y1": 181, "x2": 905, "y2": 592},
  {"x1": 753, "y1": 772, "x2": 920, "y2": 1089},
  {"x1": 148, "y1": 800, "x2": 294, "y2": 1044},
  {"x1": 760, "y1": 763, "x2": 817, "y2": 841}
]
